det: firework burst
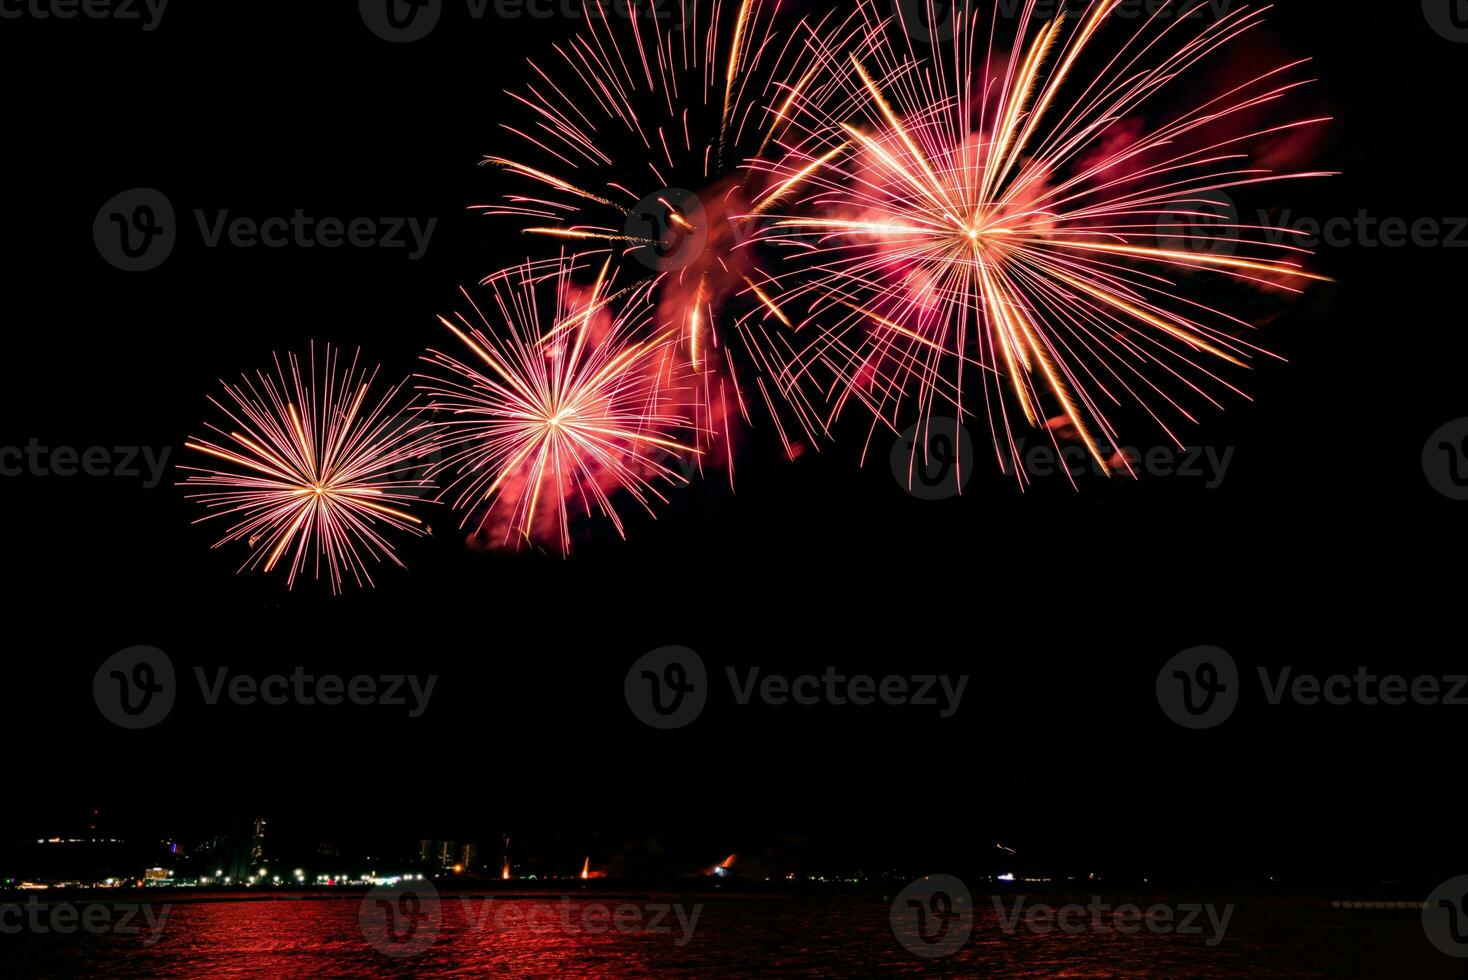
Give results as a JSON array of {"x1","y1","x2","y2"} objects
[
  {"x1": 181, "y1": 345, "x2": 435, "y2": 593},
  {"x1": 476, "y1": 0, "x2": 867, "y2": 471},
  {"x1": 416, "y1": 255, "x2": 699, "y2": 556},
  {"x1": 752, "y1": 0, "x2": 1333, "y2": 486}
]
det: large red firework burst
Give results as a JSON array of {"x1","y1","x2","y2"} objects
[
  {"x1": 416, "y1": 255, "x2": 699, "y2": 556},
  {"x1": 750, "y1": 0, "x2": 1333, "y2": 487},
  {"x1": 180, "y1": 345, "x2": 435, "y2": 593}
]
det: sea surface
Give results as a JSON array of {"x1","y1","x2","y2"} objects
[{"x1": 1, "y1": 890, "x2": 1450, "y2": 978}]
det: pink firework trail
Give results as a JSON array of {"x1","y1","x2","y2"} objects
[
  {"x1": 416, "y1": 255, "x2": 699, "y2": 556},
  {"x1": 751, "y1": 0, "x2": 1334, "y2": 486},
  {"x1": 476, "y1": 0, "x2": 866, "y2": 473},
  {"x1": 181, "y1": 345, "x2": 435, "y2": 593}
]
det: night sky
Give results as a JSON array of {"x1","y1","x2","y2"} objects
[{"x1": 2, "y1": 0, "x2": 1464, "y2": 887}]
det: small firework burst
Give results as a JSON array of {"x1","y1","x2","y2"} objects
[
  {"x1": 416, "y1": 255, "x2": 699, "y2": 556},
  {"x1": 181, "y1": 344, "x2": 435, "y2": 593},
  {"x1": 753, "y1": 0, "x2": 1333, "y2": 487}
]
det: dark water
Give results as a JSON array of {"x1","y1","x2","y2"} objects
[{"x1": 1, "y1": 891, "x2": 1450, "y2": 978}]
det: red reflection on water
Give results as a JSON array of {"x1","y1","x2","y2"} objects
[{"x1": 2, "y1": 892, "x2": 1376, "y2": 978}]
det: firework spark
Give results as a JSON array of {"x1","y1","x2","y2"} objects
[
  {"x1": 476, "y1": 0, "x2": 866, "y2": 472},
  {"x1": 753, "y1": 0, "x2": 1333, "y2": 486},
  {"x1": 181, "y1": 345, "x2": 435, "y2": 593},
  {"x1": 416, "y1": 255, "x2": 699, "y2": 556}
]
